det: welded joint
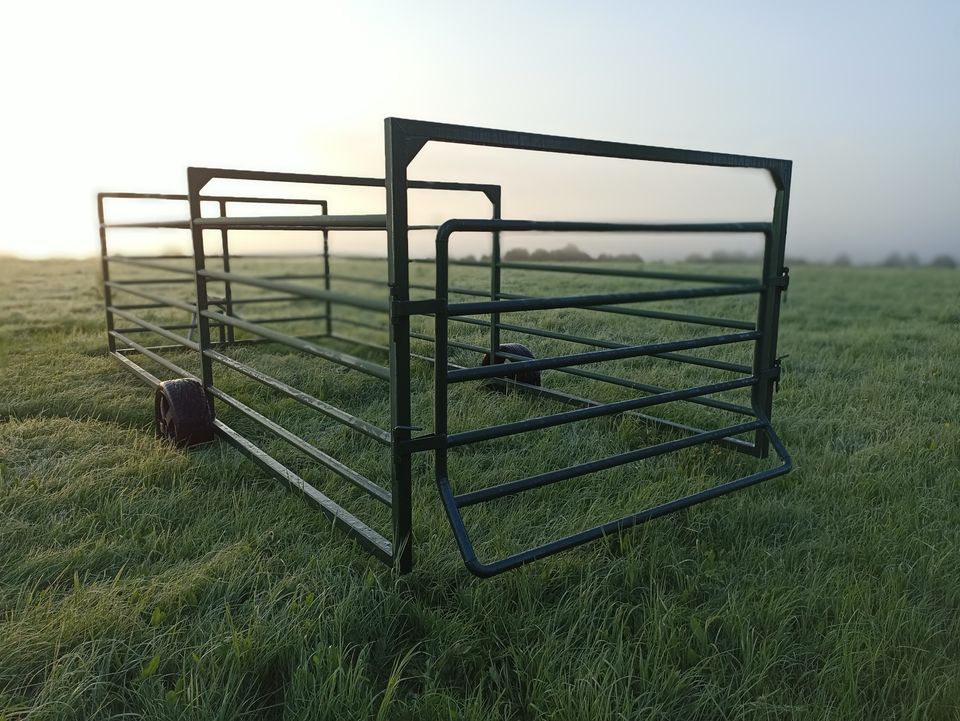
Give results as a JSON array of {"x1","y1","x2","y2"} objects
[
  {"x1": 399, "y1": 433, "x2": 443, "y2": 454},
  {"x1": 393, "y1": 298, "x2": 443, "y2": 317}
]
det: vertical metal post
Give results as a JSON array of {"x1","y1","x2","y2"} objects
[
  {"x1": 751, "y1": 164, "x2": 792, "y2": 456},
  {"x1": 385, "y1": 119, "x2": 414, "y2": 573},
  {"x1": 97, "y1": 194, "x2": 116, "y2": 353},
  {"x1": 488, "y1": 188, "x2": 502, "y2": 361},
  {"x1": 188, "y1": 169, "x2": 216, "y2": 413},
  {"x1": 434, "y1": 224, "x2": 450, "y2": 503},
  {"x1": 218, "y1": 200, "x2": 234, "y2": 345},
  {"x1": 321, "y1": 201, "x2": 332, "y2": 337}
]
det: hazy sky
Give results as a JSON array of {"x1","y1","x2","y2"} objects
[{"x1": 1, "y1": 1, "x2": 957, "y2": 262}]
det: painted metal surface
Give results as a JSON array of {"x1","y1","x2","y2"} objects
[{"x1": 98, "y1": 117, "x2": 793, "y2": 577}]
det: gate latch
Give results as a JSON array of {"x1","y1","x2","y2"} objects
[
  {"x1": 772, "y1": 266, "x2": 790, "y2": 304},
  {"x1": 394, "y1": 424, "x2": 424, "y2": 434},
  {"x1": 773, "y1": 355, "x2": 788, "y2": 392}
]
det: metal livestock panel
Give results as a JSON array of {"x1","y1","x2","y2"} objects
[{"x1": 98, "y1": 117, "x2": 793, "y2": 577}]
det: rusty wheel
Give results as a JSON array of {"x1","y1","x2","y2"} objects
[{"x1": 154, "y1": 379, "x2": 214, "y2": 447}]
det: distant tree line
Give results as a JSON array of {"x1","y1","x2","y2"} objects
[
  {"x1": 459, "y1": 243, "x2": 643, "y2": 263},
  {"x1": 877, "y1": 252, "x2": 957, "y2": 269},
  {"x1": 503, "y1": 244, "x2": 645, "y2": 263},
  {"x1": 683, "y1": 250, "x2": 763, "y2": 264},
  {"x1": 503, "y1": 244, "x2": 593, "y2": 262},
  {"x1": 455, "y1": 244, "x2": 956, "y2": 268},
  {"x1": 682, "y1": 248, "x2": 957, "y2": 269}
]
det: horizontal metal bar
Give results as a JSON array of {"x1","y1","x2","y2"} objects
[
  {"x1": 201, "y1": 310, "x2": 390, "y2": 380},
  {"x1": 101, "y1": 220, "x2": 191, "y2": 230},
  {"x1": 260, "y1": 273, "x2": 328, "y2": 281},
  {"x1": 98, "y1": 192, "x2": 328, "y2": 205},
  {"x1": 495, "y1": 376, "x2": 757, "y2": 452},
  {"x1": 104, "y1": 256, "x2": 196, "y2": 275},
  {"x1": 395, "y1": 299, "x2": 443, "y2": 316},
  {"x1": 110, "y1": 331, "x2": 193, "y2": 379},
  {"x1": 242, "y1": 313, "x2": 327, "y2": 325},
  {"x1": 448, "y1": 377, "x2": 756, "y2": 448},
  {"x1": 221, "y1": 253, "x2": 325, "y2": 260},
  {"x1": 409, "y1": 332, "x2": 480, "y2": 356},
  {"x1": 204, "y1": 196, "x2": 327, "y2": 206},
  {"x1": 228, "y1": 295, "x2": 317, "y2": 306},
  {"x1": 556, "y1": 364, "x2": 755, "y2": 416},
  {"x1": 108, "y1": 307, "x2": 199, "y2": 351},
  {"x1": 214, "y1": 420, "x2": 392, "y2": 562},
  {"x1": 99, "y1": 192, "x2": 188, "y2": 201},
  {"x1": 111, "y1": 303, "x2": 303, "y2": 317},
  {"x1": 198, "y1": 269, "x2": 388, "y2": 312},
  {"x1": 105, "y1": 281, "x2": 197, "y2": 313},
  {"x1": 448, "y1": 283, "x2": 762, "y2": 316},
  {"x1": 329, "y1": 333, "x2": 391, "y2": 353},
  {"x1": 114, "y1": 314, "x2": 326, "y2": 335},
  {"x1": 110, "y1": 351, "x2": 162, "y2": 387},
  {"x1": 109, "y1": 277, "x2": 194, "y2": 285},
  {"x1": 328, "y1": 333, "x2": 437, "y2": 366},
  {"x1": 331, "y1": 317, "x2": 387, "y2": 333},
  {"x1": 445, "y1": 290, "x2": 755, "y2": 330},
  {"x1": 390, "y1": 116, "x2": 788, "y2": 171},
  {"x1": 327, "y1": 254, "x2": 387, "y2": 262},
  {"x1": 113, "y1": 323, "x2": 197, "y2": 334},
  {"x1": 438, "y1": 218, "x2": 772, "y2": 236},
  {"x1": 454, "y1": 419, "x2": 765, "y2": 508},
  {"x1": 655, "y1": 352, "x2": 750, "y2": 374},
  {"x1": 99, "y1": 197, "x2": 330, "y2": 232},
  {"x1": 590, "y1": 303, "x2": 757, "y2": 330},
  {"x1": 447, "y1": 316, "x2": 752, "y2": 374},
  {"x1": 442, "y1": 424, "x2": 791, "y2": 577},
  {"x1": 210, "y1": 387, "x2": 391, "y2": 505},
  {"x1": 114, "y1": 337, "x2": 274, "y2": 354},
  {"x1": 328, "y1": 273, "x2": 389, "y2": 287},
  {"x1": 497, "y1": 260, "x2": 756, "y2": 285},
  {"x1": 336, "y1": 330, "x2": 752, "y2": 456},
  {"x1": 448, "y1": 332, "x2": 759, "y2": 383},
  {"x1": 106, "y1": 254, "x2": 192, "y2": 260},
  {"x1": 113, "y1": 302, "x2": 171, "y2": 311},
  {"x1": 195, "y1": 214, "x2": 386, "y2": 230},
  {"x1": 415, "y1": 329, "x2": 755, "y2": 416},
  {"x1": 412, "y1": 257, "x2": 757, "y2": 286},
  {"x1": 204, "y1": 349, "x2": 391, "y2": 445},
  {"x1": 186, "y1": 166, "x2": 499, "y2": 196}
]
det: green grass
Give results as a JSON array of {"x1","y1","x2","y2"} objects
[{"x1": 1, "y1": 257, "x2": 958, "y2": 720}]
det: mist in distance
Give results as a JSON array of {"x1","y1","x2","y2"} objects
[{"x1": 1, "y1": 1, "x2": 957, "y2": 263}]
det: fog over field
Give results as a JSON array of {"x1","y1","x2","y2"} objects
[{"x1": 1, "y1": 2, "x2": 958, "y2": 263}]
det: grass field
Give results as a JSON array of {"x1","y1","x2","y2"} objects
[{"x1": 1, "y1": 257, "x2": 958, "y2": 720}]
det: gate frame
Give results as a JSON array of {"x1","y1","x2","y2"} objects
[{"x1": 383, "y1": 118, "x2": 792, "y2": 576}]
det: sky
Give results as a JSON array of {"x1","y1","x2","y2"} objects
[{"x1": 0, "y1": 1, "x2": 957, "y2": 262}]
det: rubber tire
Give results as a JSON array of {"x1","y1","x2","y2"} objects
[
  {"x1": 480, "y1": 343, "x2": 541, "y2": 388},
  {"x1": 154, "y1": 379, "x2": 215, "y2": 447}
]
